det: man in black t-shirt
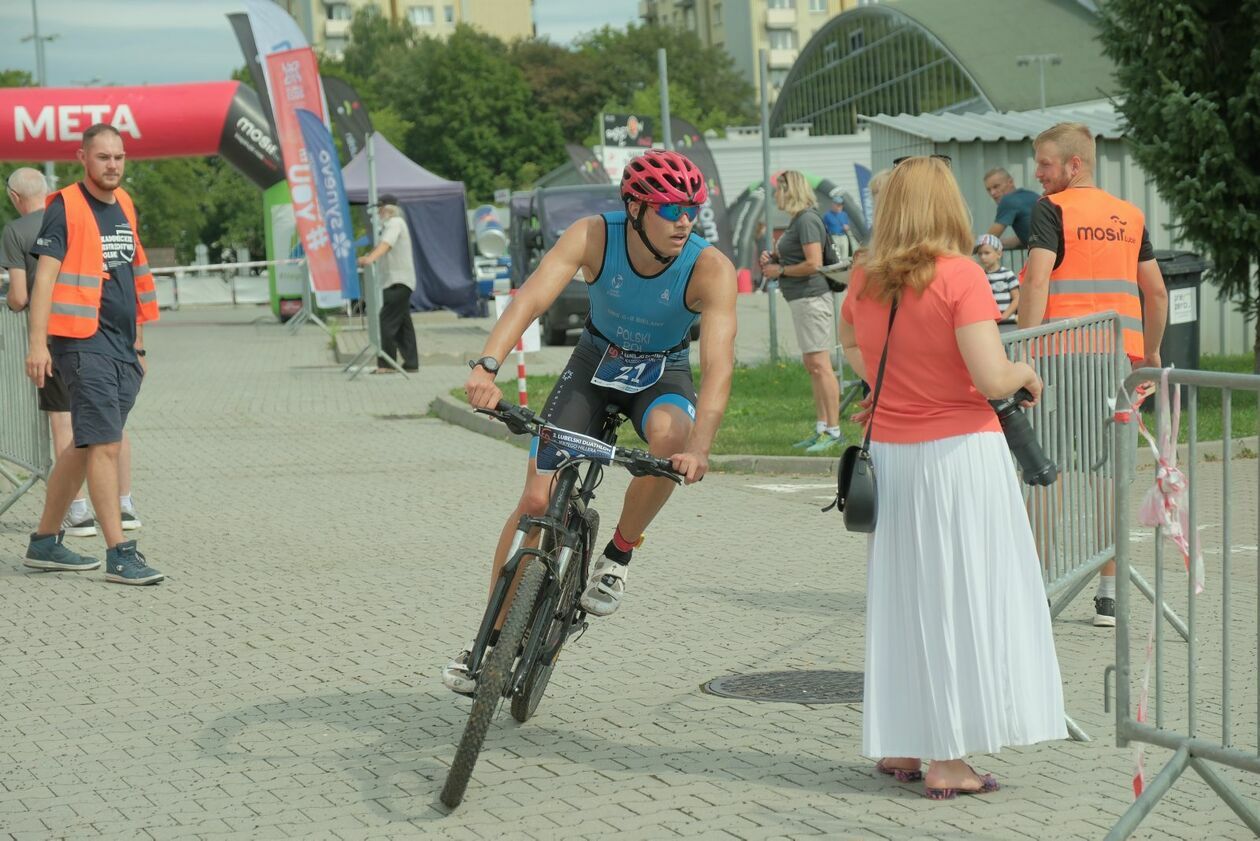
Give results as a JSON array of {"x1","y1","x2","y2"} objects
[
  {"x1": 5, "y1": 166, "x2": 142, "y2": 540},
  {"x1": 22, "y1": 123, "x2": 162, "y2": 585},
  {"x1": 1019, "y1": 122, "x2": 1167, "y2": 630}
]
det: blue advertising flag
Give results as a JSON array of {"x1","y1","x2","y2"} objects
[
  {"x1": 855, "y1": 163, "x2": 873, "y2": 229},
  {"x1": 296, "y1": 108, "x2": 359, "y2": 299}
]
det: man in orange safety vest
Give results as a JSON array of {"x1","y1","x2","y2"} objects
[
  {"x1": 1019, "y1": 121, "x2": 1168, "y2": 629},
  {"x1": 22, "y1": 123, "x2": 163, "y2": 585}
]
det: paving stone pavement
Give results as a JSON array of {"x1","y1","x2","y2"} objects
[{"x1": 1, "y1": 305, "x2": 1256, "y2": 841}]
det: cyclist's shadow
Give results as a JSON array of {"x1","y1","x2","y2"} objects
[
  {"x1": 195, "y1": 687, "x2": 472, "y2": 823},
  {"x1": 195, "y1": 683, "x2": 911, "y2": 824}
]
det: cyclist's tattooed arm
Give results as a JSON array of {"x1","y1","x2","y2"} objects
[
  {"x1": 464, "y1": 217, "x2": 603, "y2": 409},
  {"x1": 673, "y1": 247, "x2": 738, "y2": 484}
]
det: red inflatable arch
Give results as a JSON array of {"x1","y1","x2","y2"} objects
[{"x1": 0, "y1": 82, "x2": 283, "y2": 188}]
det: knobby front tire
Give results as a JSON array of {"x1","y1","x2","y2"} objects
[
  {"x1": 510, "y1": 508, "x2": 597, "y2": 723},
  {"x1": 440, "y1": 556, "x2": 547, "y2": 809}
]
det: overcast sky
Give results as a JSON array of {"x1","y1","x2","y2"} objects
[{"x1": 0, "y1": 0, "x2": 641, "y2": 87}]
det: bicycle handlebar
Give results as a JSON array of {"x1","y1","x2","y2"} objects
[{"x1": 475, "y1": 401, "x2": 684, "y2": 483}]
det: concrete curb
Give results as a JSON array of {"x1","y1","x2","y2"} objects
[
  {"x1": 427, "y1": 392, "x2": 842, "y2": 477},
  {"x1": 428, "y1": 391, "x2": 1260, "y2": 478},
  {"x1": 428, "y1": 392, "x2": 532, "y2": 449}
]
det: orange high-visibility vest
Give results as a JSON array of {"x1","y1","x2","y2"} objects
[
  {"x1": 46, "y1": 184, "x2": 159, "y2": 339},
  {"x1": 1043, "y1": 187, "x2": 1144, "y2": 361}
]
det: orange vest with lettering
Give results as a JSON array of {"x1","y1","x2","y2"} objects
[
  {"x1": 1044, "y1": 187, "x2": 1144, "y2": 361},
  {"x1": 46, "y1": 184, "x2": 159, "y2": 339}
]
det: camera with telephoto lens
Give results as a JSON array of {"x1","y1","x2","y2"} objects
[{"x1": 989, "y1": 388, "x2": 1058, "y2": 486}]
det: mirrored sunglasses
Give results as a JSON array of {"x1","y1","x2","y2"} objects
[{"x1": 654, "y1": 203, "x2": 700, "y2": 222}]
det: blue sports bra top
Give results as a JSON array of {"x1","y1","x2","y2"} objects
[{"x1": 585, "y1": 211, "x2": 707, "y2": 353}]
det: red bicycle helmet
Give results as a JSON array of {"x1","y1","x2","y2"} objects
[{"x1": 621, "y1": 150, "x2": 708, "y2": 205}]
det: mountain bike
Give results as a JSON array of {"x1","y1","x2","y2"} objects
[{"x1": 440, "y1": 400, "x2": 683, "y2": 809}]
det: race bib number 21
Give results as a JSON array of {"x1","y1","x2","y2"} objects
[{"x1": 590, "y1": 346, "x2": 666, "y2": 394}]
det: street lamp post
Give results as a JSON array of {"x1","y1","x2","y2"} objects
[
  {"x1": 1016, "y1": 53, "x2": 1062, "y2": 111},
  {"x1": 21, "y1": 0, "x2": 59, "y2": 188}
]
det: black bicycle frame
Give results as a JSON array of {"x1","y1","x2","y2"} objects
[{"x1": 465, "y1": 408, "x2": 624, "y2": 680}]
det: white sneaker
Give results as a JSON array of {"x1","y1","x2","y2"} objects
[
  {"x1": 442, "y1": 644, "x2": 479, "y2": 695},
  {"x1": 120, "y1": 504, "x2": 142, "y2": 531},
  {"x1": 61, "y1": 513, "x2": 97, "y2": 538},
  {"x1": 580, "y1": 556, "x2": 629, "y2": 617}
]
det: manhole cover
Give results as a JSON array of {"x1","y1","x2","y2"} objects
[{"x1": 701, "y1": 670, "x2": 864, "y2": 704}]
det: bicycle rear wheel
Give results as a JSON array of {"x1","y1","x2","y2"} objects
[
  {"x1": 440, "y1": 555, "x2": 547, "y2": 809},
  {"x1": 511, "y1": 508, "x2": 598, "y2": 723}
]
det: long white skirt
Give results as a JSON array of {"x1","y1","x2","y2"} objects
[{"x1": 862, "y1": 432, "x2": 1067, "y2": 761}]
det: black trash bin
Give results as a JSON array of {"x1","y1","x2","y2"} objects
[{"x1": 1153, "y1": 250, "x2": 1208, "y2": 372}]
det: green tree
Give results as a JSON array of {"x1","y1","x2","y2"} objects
[
  {"x1": 0, "y1": 69, "x2": 41, "y2": 231},
  {"x1": 508, "y1": 38, "x2": 605, "y2": 143},
  {"x1": 575, "y1": 24, "x2": 756, "y2": 133},
  {"x1": 200, "y1": 158, "x2": 265, "y2": 259},
  {"x1": 318, "y1": 16, "x2": 416, "y2": 154},
  {"x1": 0, "y1": 68, "x2": 34, "y2": 88},
  {"x1": 340, "y1": 7, "x2": 415, "y2": 81},
  {"x1": 379, "y1": 25, "x2": 566, "y2": 199},
  {"x1": 596, "y1": 81, "x2": 737, "y2": 144},
  {"x1": 124, "y1": 157, "x2": 211, "y2": 263},
  {"x1": 1098, "y1": 2, "x2": 1260, "y2": 365}
]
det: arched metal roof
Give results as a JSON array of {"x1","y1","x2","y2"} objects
[{"x1": 770, "y1": 0, "x2": 1118, "y2": 136}]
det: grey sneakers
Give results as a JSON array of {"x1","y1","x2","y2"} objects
[
  {"x1": 24, "y1": 531, "x2": 101, "y2": 572},
  {"x1": 104, "y1": 541, "x2": 164, "y2": 585}
]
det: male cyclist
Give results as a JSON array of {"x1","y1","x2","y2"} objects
[{"x1": 446, "y1": 150, "x2": 738, "y2": 693}]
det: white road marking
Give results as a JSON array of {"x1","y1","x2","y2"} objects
[{"x1": 749, "y1": 483, "x2": 835, "y2": 494}]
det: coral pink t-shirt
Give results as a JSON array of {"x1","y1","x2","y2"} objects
[{"x1": 841, "y1": 255, "x2": 1003, "y2": 444}]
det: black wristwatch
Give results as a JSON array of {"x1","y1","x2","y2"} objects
[
  {"x1": 136, "y1": 349, "x2": 147, "y2": 357},
  {"x1": 468, "y1": 356, "x2": 500, "y2": 375}
]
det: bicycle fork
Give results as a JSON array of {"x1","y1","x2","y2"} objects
[{"x1": 510, "y1": 542, "x2": 577, "y2": 696}]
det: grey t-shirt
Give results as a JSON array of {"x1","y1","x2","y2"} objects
[
  {"x1": 776, "y1": 210, "x2": 829, "y2": 301},
  {"x1": 1, "y1": 209, "x2": 45, "y2": 298},
  {"x1": 378, "y1": 215, "x2": 416, "y2": 291}
]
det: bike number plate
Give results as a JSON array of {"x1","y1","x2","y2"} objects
[
  {"x1": 535, "y1": 425, "x2": 617, "y2": 474},
  {"x1": 590, "y1": 345, "x2": 666, "y2": 394}
]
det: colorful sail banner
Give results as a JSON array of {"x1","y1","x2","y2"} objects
[
  {"x1": 855, "y1": 163, "x2": 874, "y2": 230},
  {"x1": 265, "y1": 47, "x2": 341, "y2": 307},
  {"x1": 243, "y1": 0, "x2": 312, "y2": 112},
  {"x1": 227, "y1": 12, "x2": 276, "y2": 134},
  {"x1": 670, "y1": 116, "x2": 734, "y2": 262},
  {"x1": 323, "y1": 76, "x2": 373, "y2": 160},
  {"x1": 566, "y1": 144, "x2": 609, "y2": 184},
  {"x1": 296, "y1": 108, "x2": 359, "y2": 300}
]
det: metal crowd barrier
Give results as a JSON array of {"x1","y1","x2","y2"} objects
[
  {"x1": 1002, "y1": 312, "x2": 1128, "y2": 613},
  {"x1": 1108, "y1": 368, "x2": 1260, "y2": 839},
  {"x1": 0, "y1": 304, "x2": 52, "y2": 517},
  {"x1": 150, "y1": 258, "x2": 305, "y2": 310},
  {"x1": 1000, "y1": 312, "x2": 1131, "y2": 742}
]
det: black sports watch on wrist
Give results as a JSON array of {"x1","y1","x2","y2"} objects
[
  {"x1": 469, "y1": 356, "x2": 500, "y2": 375},
  {"x1": 136, "y1": 349, "x2": 147, "y2": 357}
]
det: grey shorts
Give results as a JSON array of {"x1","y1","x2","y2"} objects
[{"x1": 55, "y1": 352, "x2": 143, "y2": 448}]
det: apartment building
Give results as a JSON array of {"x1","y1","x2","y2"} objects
[
  {"x1": 638, "y1": 0, "x2": 862, "y2": 103},
  {"x1": 273, "y1": 0, "x2": 535, "y2": 57}
]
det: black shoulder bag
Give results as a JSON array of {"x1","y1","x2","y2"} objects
[
  {"x1": 823, "y1": 301, "x2": 897, "y2": 533},
  {"x1": 811, "y1": 209, "x2": 846, "y2": 292}
]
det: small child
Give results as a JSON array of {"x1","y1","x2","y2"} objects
[{"x1": 974, "y1": 233, "x2": 1019, "y2": 324}]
